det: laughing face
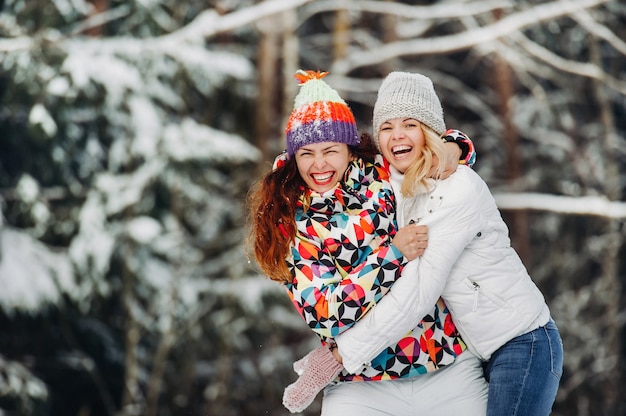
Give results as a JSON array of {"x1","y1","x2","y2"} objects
[
  {"x1": 295, "y1": 142, "x2": 353, "y2": 193},
  {"x1": 378, "y1": 118, "x2": 425, "y2": 173}
]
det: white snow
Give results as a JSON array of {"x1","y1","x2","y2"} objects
[
  {"x1": 125, "y1": 216, "x2": 162, "y2": 244},
  {"x1": 28, "y1": 103, "x2": 58, "y2": 137},
  {"x1": 128, "y1": 95, "x2": 162, "y2": 160},
  {"x1": 68, "y1": 191, "x2": 116, "y2": 286},
  {"x1": 95, "y1": 159, "x2": 165, "y2": 215},
  {"x1": 208, "y1": 275, "x2": 283, "y2": 314},
  {"x1": 494, "y1": 192, "x2": 626, "y2": 218},
  {"x1": 162, "y1": 118, "x2": 261, "y2": 163},
  {"x1": 15, "y1": 174, "x2": 40, "y2": 204},
  {"x1": 61, "y1": 47, "x2": 145, "y2": 107},
  {"x1": 0, "y1": 228, "x2": 75, "y2": 315}
]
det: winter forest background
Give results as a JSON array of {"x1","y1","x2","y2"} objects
[{"x1": 0, "y1": 0, "x2": 625, "y2": 415}]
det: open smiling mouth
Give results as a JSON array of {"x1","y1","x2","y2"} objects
[
  {"x1": 392, "y1": 145, "x2": 412, "y2": 157},
  {"x1": 311, "y1": 172, "x2": 334, "y2": 183}
]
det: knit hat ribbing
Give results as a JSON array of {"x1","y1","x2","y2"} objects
[
  {"x1": 285, "y1": 70, "x2": 359, "y2": 156},
  {"x1": 372, "y1": 72, "x2": 446, "y2": 147}
]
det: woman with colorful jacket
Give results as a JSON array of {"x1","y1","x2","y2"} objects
[{"x1": 247, "y1": 70, "x2": 487, "y2": 415}]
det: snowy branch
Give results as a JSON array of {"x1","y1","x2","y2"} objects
[
  {"x1": 0, "y1": 0, "x2": 316, "y2": 53},
  {"x1": 154, "y1": 0, "x2": 315, "y2": 46},
  {"x1": 299, "y1": 0, "x2": 514, "y2": 22},
  {"x1": 68, "y1": 4, "x2": 133, "y2": 36},
  {"x1": 571, "y1": 8, "x2": 626, "y2": 56},
  {"x1": 494, "y1": 192, "x2": 626, "y2": 218},
  {"x1": 0, "y1": 36, "x2": 32, "y2": 52},
  {"x1": 331, "y1": 0, "x2": 611, "y2": 74},
  {"x1": 512, "y1": 33, "x2": 626, "y2": 96}
]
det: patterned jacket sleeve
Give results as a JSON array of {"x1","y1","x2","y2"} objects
[
  {"x1": 442, "y1": 129, "x2": 476, "y2": 167},
  {"x1": 285, "y1": 158, "x2": 406, "y2": 341}
]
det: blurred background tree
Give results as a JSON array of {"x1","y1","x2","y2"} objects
[{"x1": 0, "y1": 0, "x2": 625, "y2": 415}]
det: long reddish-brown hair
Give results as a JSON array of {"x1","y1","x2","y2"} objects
[{"x1": 246, "y1": 133, "x2": 378, "y2": 283}]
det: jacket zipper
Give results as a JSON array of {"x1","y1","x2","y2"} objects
[
  {"x1": 402, "y1": 190, "x2": 489, "y2": 361},
  {"x1": 445, "y1": 285, "x2": 486, "y2": 361},
  {"x1": 472, "y1": 281, "x2": 480, "y2": 312}
]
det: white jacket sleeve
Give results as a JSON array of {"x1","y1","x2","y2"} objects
[{"x1": 336, "y1": 167, "x2": 487, "y2": 373}]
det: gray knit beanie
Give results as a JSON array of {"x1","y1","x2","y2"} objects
[{"x1": 372, "y1": 72, "x2": 446, "y2": 147}]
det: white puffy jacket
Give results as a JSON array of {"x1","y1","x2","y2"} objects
[{"x1": 336, "y1": 165, "x2": 551, "y2": 373}]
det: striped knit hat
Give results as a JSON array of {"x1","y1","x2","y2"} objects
[
  {"x1": 372, "y1": 72, "x2": 446, "y2": 148},
  {"x1": 285, "y1": 70, "x2": 359, "y2": 156}
]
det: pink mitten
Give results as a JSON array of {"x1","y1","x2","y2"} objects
[
  {"x1": 283, "y1": 344, "x2": 344, "y2": 413},
  {"x1": 292, "y1": 353, "x2": 309, "y2": 376}
]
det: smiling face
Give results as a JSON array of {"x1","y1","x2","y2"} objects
[
  {"x1": 294, "y1": 142, "x2": 353, "y2": 193},
  {"x1": 378, "y1": 118, "x2": 426, "y2": 173}
]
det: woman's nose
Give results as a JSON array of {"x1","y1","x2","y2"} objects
[
  {"x1": 390, "y1": 127, "x2": 404, "y2": 139},
  {"x1": 313, "y1": 154, "x2": 326, "y2": 168}
]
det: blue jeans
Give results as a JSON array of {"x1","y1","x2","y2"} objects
[{"x1": 484, "y1": 320, "x2": 563, "y2": 416}]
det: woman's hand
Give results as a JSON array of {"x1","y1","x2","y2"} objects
[
  {"x1": 392, "y1": 224, "x2": 428, "y2": 261},
  {"x1": 331, "y1": 346, "x2": 343, "y2": 364},
  {"x1": 429, "y1": 141, "x2": 462, "y2": 179},
  {"x1": 283, "y1": 344, "x2": 344, "y2": 413}
]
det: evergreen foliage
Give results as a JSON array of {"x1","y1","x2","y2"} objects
[{"x1": 0, "y1": 0, "x2": 624, "y2": 415}]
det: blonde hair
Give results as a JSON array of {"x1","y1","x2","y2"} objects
[{"x1": 399, "y1": 125, "x2": 447, "y2": 197}]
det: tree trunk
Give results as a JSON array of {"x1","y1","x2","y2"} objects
[
  {"x1": 86, "y1": 0, "x2": 109, "y2": 36},
  {"x1": 281, "y1": 9, "x2": 299, "y2": 151},
  {"x1": 121, "y1": 245, "x2": 142, "y2": 414},
  {"x1": 492, "y1": 8, "x2": 531, "y2": 264},
  {"x1": 380, "y1": 0, "x2": 398, "y2": 75},
  {"x1": 255, "y1": 13, "x2": 280, "y2": 167},
  {"x1": 590, "y1": 35, "x2": 622, "y2": 415},
  {"x1": 145, "y1": 187, "x2": 182, "y2": 416},
  {"x1": 333, "y1": 1, "x2": 351, "y2": 62}
]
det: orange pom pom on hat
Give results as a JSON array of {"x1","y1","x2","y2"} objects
[{"x1": 285, "y1": 70, "x2": 359, "y2": 156}]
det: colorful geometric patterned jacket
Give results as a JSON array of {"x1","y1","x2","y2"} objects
[{"x1": 284, "y1": 154, "x2": 466, "y2": 382}]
